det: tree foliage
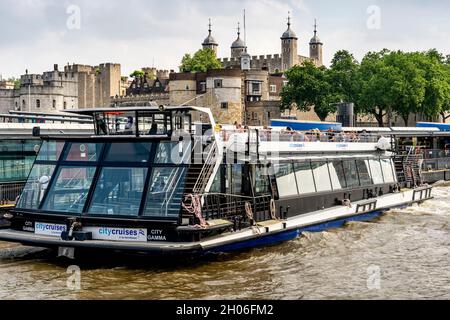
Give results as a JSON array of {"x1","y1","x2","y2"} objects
[
  {"x1": 179, "y1": 48, "x2": 222, "y2": 73},
  {"x1": 281, "y1": 49, "x2": 450, "y2": 126},
  {"x1": 130, "y1": 70, "x2": 145, "y2": 78}
]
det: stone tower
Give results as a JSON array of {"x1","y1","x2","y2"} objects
[
  {"x1": 309, "y1": 19, "x2": 323, "y2": 67},
  {"x1": 281, "y1": 14, "x2": 298, "y2": 71},
  {"x1": 231, "y1": 23, "x2": 247, "y2": 59},
  {"x1": 202, "y1": 19, "x2": 219, "y2": 56}
]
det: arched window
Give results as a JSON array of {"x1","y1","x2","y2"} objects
[
  {"x1": 36, "y1": 99, "x2": 41, "y2": 109},
  {"x1": 22, "y1": 100, "x2": 26, "y2": 109},
  {"x1": 52, "y1": 100, "x2": 56, "y2": 109}
]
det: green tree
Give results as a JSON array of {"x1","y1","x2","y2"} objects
[
  {"x1": 179, "y1": 48, "x2": 222, "y2": 73},
  {"x1": 417, "y1": 50, "x2": 450, "y2": 123},
  {"x1": 130, "y1": 70, "x2": 145, "y2": 78},
  {"x1": 355, "y1": 50, "x2": 395, "y2": 127},
  {"x1": 8, "y1": 77, "x2": 21, "y2": 89},
  {"x1": 328, "y1": 50, "x2": 359, "y2": 103},
  {"x1": 386, "y1": 51, "x2": 426, "y2": 126},
  {"x1": 281, "y1": 61, "x2": 337, "y2": 121}
]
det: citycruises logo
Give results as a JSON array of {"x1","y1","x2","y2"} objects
[
  {"x1": 34, "y1": 222, "x2": 67, "y2": 237},
  {"x1": 84, "y1": 227, "x2": 148, "y2": 242}
]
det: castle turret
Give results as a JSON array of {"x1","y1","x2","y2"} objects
[
  {"x1": 202, "y1": 19, "x2": 218, "y2": 56},
  {"x1": 281, "y1": 13, "x2": 298, "y2": 71},
  {"x1": 231, "y1": 22, "x2": 247, "y2": 59},
  {"x1": 309, "y1": 19, "x2": 323, "y2": 67}
]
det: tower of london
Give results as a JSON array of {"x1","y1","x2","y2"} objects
[{"x1": 203, "y1": 14, "x2": 324, "y2": 73}]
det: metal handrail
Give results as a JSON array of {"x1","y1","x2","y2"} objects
[
  {"x1": 200, "y1": 193, "x2": 273, "y2": 223},
  {"x1": 193, "y1": 141, "x2": 219, "y2": 194}
]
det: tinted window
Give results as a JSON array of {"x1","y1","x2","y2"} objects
[
  {"x1": 274, "y1": 163, "x2": 298, "y2": 197},
  {"x1": 381, "y1": 159, "x2": 396, "y2": 183},
  {"x1": 16, "y1": 164, "x2": 56, "y2": 210},
  {"x1": 311, "y1": 161, "x2": 332, "y2": 192},
  {"x1": 42, "y1": 167, "x2": 96, "y2": 213},
  {"x1": 369, "y1": 159, "x2": 384, "y2": 185},
  {"x1": 36, "y1": 141, "x2": 65, "y2": 162},
  {"x1": 65, "y1": 143, "x2": 104, "y2": 162},
  {"x1": 254, "y1": 165, "x2": 271, "y2": 195},
  {"x1": 294, "y1": 162, "x2": 316, "y2": 194},
  {"x1": 343, "y1": 160, "x2": 360, "y2": 188},
  {"x1": 329, "y1": 161, "x2": 347, "y2": 190},
  {"x1": 88, "y1": 167, "x2": 148, "y2": 216},
  {"x1": 356, "y1": 160, "x2": 373, "y2": 186},
  {"x1": 155, "y1": 141, "x2": 191, "y2": 164},
  {"x1": 104, "y1": 143, "x2": 152, "y2": 163},
  {"x1": 144, "y1": 167, "x2": 187, "y2": 218}
]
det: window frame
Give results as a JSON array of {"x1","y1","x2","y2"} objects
[{"x1": 17, "y1": 139, "x2": 189, "y2": 222}]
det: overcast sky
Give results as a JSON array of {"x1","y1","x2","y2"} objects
[{"x1": 0, "y1": 0, "x2": 449, "y2": 79}]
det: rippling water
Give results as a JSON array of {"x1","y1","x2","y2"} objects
[{"x1": 1, "y1": 184, "x2": 450, "y2": 300}]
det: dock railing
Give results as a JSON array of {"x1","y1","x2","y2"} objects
[
  {"x1": 220, "y1": 129, "x2": 380, "y2": 144},
  {"x1": 0, "y1": 182, "x2": 26, "y2": 205},
  {"x1": 201, "y1": 193, "x2": 273, "y2": 224}
]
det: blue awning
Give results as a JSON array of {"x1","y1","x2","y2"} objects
[
  {"x1": 417, "y1": 122, "x2": 450, "y2": 132},
  {"x1": 271, "y1": 119, "x2": 342, "y2": 132}
]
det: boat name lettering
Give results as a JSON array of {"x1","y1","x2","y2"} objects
[{"x1": 148, "y1": 229, "x2": 167, "y2": 241}]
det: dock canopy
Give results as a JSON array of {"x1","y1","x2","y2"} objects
[
  {"x1": 417, "y1": 122, "x2": 450, "y2": 132},
  {"x1": 271, "y1": 119, "x2": 342, "y2": 132}
]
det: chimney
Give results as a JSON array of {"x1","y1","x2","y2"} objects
[{"x1": 54, "y1": 64, "x2": 59, "y2": 71}]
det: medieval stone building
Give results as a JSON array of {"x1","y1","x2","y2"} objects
[
  {"x1": 0, "y1": 63, "x2": 123, "y2": 113},
  {"x1": 213, "y1": 15, "x2": 324, "y2": 73}
]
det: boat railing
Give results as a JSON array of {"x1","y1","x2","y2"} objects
[
  {"x1": 220, "y1": 129, "x2": 380, "y2": 144},
  {"x1": 193, "y1": 141, "x2": 219, "y2": 194},
  {"x1": 395, "y1": 147, "x2": 424, "y2": 188},
  {"x1": 0, "y1": 182, "x2": 26, "y2": 205},
  {"x1": 201, "y1": 193, "x2": 273, "y2": 224}
]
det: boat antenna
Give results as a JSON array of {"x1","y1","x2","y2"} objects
[{"x1": 243, "y1": 9, "x2": 247, "y2": 46}]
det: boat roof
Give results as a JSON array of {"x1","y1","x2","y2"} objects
[{"x1": 65, "y1": 106, "x2": 207, "y2": 116}]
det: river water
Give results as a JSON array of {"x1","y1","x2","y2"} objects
[{"x1": 0, "y1": 184, "x2": 449, "y2": 300}]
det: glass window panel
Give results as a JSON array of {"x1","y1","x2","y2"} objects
[
  {"x1": 42, "y1": 167, "x2": 96, "y2": 213},
  {"x1": 294, "y1": 162, "x2": 316, "y2": 194},
  {"x1": 88, "y1": 167, "x2": 148, "y2": 216},
  {"x1": 381, "y1": 159, "x2": 396, "y2": 183},
  {"x1": 329, "y1": 161, "x2": 347, "y2": 190},
  {"x1": 155, "y1": 141, "x2": 191, "y2": 164},
  {"x1": 16, "y1": 164, "x2": 56, "y2": 210},
  {"x1": 144, "y1": 167, "x2": 187, "y2": 218},
  {"x1": 209, "y1": 166, "x2": 223, "y2": 193},
  {"x1": 356, "y1": 160, "x2": 373, "y2": 186},
  {"x1": 36, "y1": 141, "x2": 65, "y2": 161},
  {"x1": 104, "y1": 143, "x2": 152, "y2": 163},
  {"x1": 312, "y1": 161, "x2": 332, "y2": 192},
  {"x1": 65, "y1": 143, "x2": 104, "y2": 162},
  {"x1": 0, "y1": 140, "x2": 40, "y2": 184},
  {"x1": 274, "y1": 163, "x2": 298, "y2": 197},
  {"x1": 254, "y1": 165, "x2": 271, "y2": 195},
  {"x1": 369, "y1": 159, "x2": 384, "y2": 185},
  {"x1": 343, "y1": 160, "x2": 360, "y2": 188},
  {"x1": 226, "y1": 164, "x2": 243, "y2": 195}
]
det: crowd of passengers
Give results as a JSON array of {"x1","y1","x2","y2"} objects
[{"x1": 219, "y1": 122, "x2": 372, "y2": 143}]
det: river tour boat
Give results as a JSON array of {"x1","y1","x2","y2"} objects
[{"x1": 0, "y1": 106, "x2": 433, "y2": 257}]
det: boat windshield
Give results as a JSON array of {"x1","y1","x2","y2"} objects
[{"x1": 16, "y1": 139, "x2": 191, "y2": 219}]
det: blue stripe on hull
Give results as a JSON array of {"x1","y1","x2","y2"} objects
[{"x1": 207, "y1": 210, "x2": 387, "y2": 254}]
